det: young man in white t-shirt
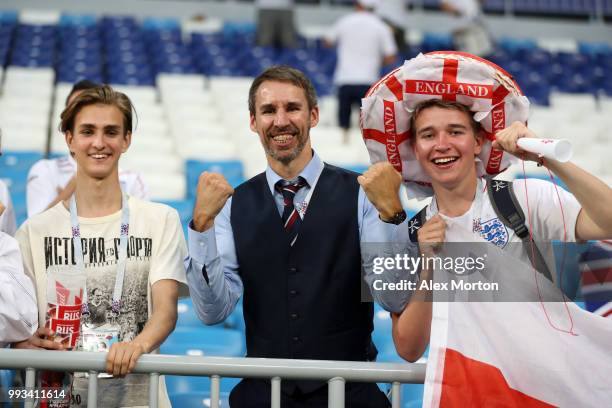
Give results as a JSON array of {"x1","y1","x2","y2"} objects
[
  {"x1": 358, "y1": 98, "x2": 612, "y2": 361},
  {"x1": 15, "y1": 85, "x2": 186, "y2": 407}
]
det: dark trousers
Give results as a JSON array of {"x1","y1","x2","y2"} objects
[
  {"x1": 256, "y1": 9, "x2": 296, "y2": 49},
  {"x1": 229, "y1": 378, "x2": 390, "y2": 408},
  {"x1": 337, "y1": 84, "x2": 371, "y2": 129}
]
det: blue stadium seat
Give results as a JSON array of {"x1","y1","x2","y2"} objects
[
  {"x1": 59, "y1": 13, "x2": 97, "y2": 27},
  {"x1": 0, "y1": 10, "x2": 18, "y2": 23},
  {"x1": 162, "y1": 327, "x2": 245, "y2": 357},
  {"x1": 176, "y1": 298, "x2": 244, "y2": 332},
  {"x1": 372, "y1": 304, "x2": 393, "y2": 350},
  {"x1": 186, "y1": 160, "x2": 245, "y2": 199},
  {"x1": 0, "y1": 151, "x2": 43, "y2": 172},
  {"x1": 497, "y1": 37, "x2": 537, "y2": 59},
  {"x1": 483, "y1": 0, "x2": 505, "y2": 13},
  {"x1": 169, "y1": 391, "x2": 231, "y2": 407},
  {"x1": 159, "y1": 199, "x2": 194, "y2": 226},
  {"x1": 166, "y1": 375, "x2": 239, "y2": 396},
  {"x1": 579, "y1": 42, "x2": 612, "y2": 57},
  {"x1": 420, "y1": 33, "x2": 454, "y2": 53}
]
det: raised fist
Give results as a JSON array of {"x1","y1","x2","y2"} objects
[
  {"x1": 417, "y1": 214, "x2": 446, "y2": 257},
  {"x1": 357, "y1": 162, "x2": 403, "y2": 221},
  {"x1": 192, "y1": 172, "x2": 234, "y2": 232}
]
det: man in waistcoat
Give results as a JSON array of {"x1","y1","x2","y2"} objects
[{"x1": 185, "y1": 66, "x2": 402, "y2": 407}]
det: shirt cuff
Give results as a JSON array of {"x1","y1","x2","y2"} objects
[{"x1": 188, "y1": 220, "x2": 218, "y2": 266}]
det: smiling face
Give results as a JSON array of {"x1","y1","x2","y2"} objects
[
  {"x1": 249, "y1": 80, "x2": 319, "y2": 167},
  {"x1": 66, "y1": 103, "x2": 131, "y2": 180},
  {"x1": 413, "y1": 106, "x2": 483, "y2": 189}
]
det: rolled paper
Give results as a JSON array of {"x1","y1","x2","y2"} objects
[{"x1": 516, "y1": 138, "x2": 572, "y2": 163}]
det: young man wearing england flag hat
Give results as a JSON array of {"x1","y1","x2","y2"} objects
[{"x1": 358, "y1": 52, "x2": 612, "y2": 363}]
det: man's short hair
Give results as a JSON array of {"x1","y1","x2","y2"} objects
[
  {"x1": 65, "y1": 79, "x2": 100, "y2": 106},
  {"x1": 409, "y1": 99, "x2": 483, "y2": 143},
  {"x1": 248, "y1": 65, "x2": 318, "y2": 115},
  {"x1": 60, "y1": 85, "x2": 134, "y2": 136}
]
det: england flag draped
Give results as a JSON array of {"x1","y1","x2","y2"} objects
[{"x1": 423, "y1": 275, "x2": 612, "y2": 407}]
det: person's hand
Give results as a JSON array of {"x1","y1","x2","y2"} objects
[
  {"x1": 357, "y1": 162, "x2": 403, "y2": 221},
  {"x1": 58, "y1": 176, "x2": 77, "y2": 200},
  {"x1": 492, "y1": 122, "x2": 541, "y2": 163},
  {"x1": 417, "y1": 215, "x2": 446, "y2": 258},
  {"x1": 192, "y1": 172, "x2": 234, "y2": 232},
  {"x1": 12, "y1": 328, "x2": 66, "y2": 350},
  {"x1": 0, "y1": 201, "x2": 5, "y2": 216},
  {"x1": 106, "y1": 341, "x2": 147, "y2": 377}
]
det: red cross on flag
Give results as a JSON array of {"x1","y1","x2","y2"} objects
[
  {"x1": 423, "y1": 295, "x2": 612, "y2": 407},
  {"x1": 361, "y1": 52, "x2": 530, "y2": 197}
]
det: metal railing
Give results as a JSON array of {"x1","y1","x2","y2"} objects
[{"x1": 0, "y1": 349, "x2": 426, "y2": 408}]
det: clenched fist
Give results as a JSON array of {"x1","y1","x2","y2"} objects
[
  {"x1": 492, "y1": 122, "x2": 541, "y2": 163},
  {"x1": 357, "y1": 162, "x2": 403, "y2": 221},
  {"x1": 192, "y1": 172, "x2": 234, "y2": 232},
  {"x1": 417, "y1": 214, "x2": 446, "y2": 257}
]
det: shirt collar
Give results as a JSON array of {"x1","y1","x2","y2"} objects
[
  {"x1": 265, "y1": 151, "x2": 323, "y2": 195},
  {"x1": 429, "y1": 177, "x2": 486, "y2": 217}
]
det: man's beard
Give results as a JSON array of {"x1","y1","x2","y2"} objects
[{"x1": 263, "y1": 125, "x2": 308, "y2": 165}]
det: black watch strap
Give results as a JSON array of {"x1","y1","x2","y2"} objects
[{"x1": 380, "y1": 210, "x2": 407, "y2": 225}]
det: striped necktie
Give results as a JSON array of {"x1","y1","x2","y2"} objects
[{"x1": 276, "y1": 177, "x2": 308, "y2": 246}]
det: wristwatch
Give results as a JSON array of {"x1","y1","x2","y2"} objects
[{"x1": 380, "y1": 210, "x2": 407, "y2": 225}]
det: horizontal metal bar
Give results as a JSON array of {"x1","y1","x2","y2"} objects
[{"x1": 0, "y1": 349, "x2": 426, "y2": 383}]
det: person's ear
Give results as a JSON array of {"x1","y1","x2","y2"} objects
[
  {"x1": 310, "y1": 105, "x2": 319, "y2": 128},
  {"x1": 65, "y1": 130, "x2": 74, "y2": 155},
  {"x1": 474, "y1": 131, "x2": 484, "y2": 156},
  {"x1": 122, "y1": 131, "x2": 132, "y2": 153}
]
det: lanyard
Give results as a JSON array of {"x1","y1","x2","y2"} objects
[{"x1": 70, "y1": 192, "x2": 130, "y2": 316}]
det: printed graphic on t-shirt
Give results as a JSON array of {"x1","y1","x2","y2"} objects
[
  {"x1": 44, "y1": 236, "x2": 152, "y2": 270},
  {"x1": 42, "y1": 235, "x2": 151, "y2": 342}
]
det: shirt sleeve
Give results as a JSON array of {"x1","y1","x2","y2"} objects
[
  {"x1": 0, "y1": 232, "x2": 38, "y2": 346},
  {"x1": 514, "y1": 179, "x2": 582, "y2": 242},
  {"x1": 123, "y1": 171, "x2": 149, "y2": 201},
  {"x1": 380, "y1": 22, "x2": 398, "y2": 57},
  {"x1": 26, "y1": 160, "x2": 58, "y2": 218},
  {"x1": 149, "y1": 207, "x2": 188, "y2": 288},
  {"x1": 359, "y1": 188, "x2": 415, "y2": 314},
  {"x1": 185, "y1": 198, "x2": 243, "y2": 325},
  {"x1": 0, "y1": 182, "x2": 17, "y2": 236},
  {"x1": 324, "y1": 20, "x2": 340, "y2": 44}
]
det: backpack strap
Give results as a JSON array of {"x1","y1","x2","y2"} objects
[
  {"x1": 487, "y1": 179, "x2": 553, "y2": 281},
  {"x1": 407, "y1": 207, "x2": 428, "y2": 243}
]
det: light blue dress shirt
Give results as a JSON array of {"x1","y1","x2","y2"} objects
[{"x1": 185, "y1": 153, "x2": 411, "y2": 323}]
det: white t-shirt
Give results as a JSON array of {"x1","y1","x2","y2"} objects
[
  {"x1": 425, "y1": 178, "x2": 581, "y2": 244},
  {"x1": 416, "y1": 178, "x2": 582, "y2": 274},
  {"x1": 326, "y1": 11, "x2": 397, "y2": 85},
  {"x1": 0, "y1": 180, "x2": 17, "y2": 235},
  {"x1": 26, "y1": 155, "x2": 149, "y2": 218},
  {"x1": 0, "y1": 232, "x2": 38, "y2": 347},
  {"x1": 16, "y1": 196, "x2": 187, "y2": 407}
]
